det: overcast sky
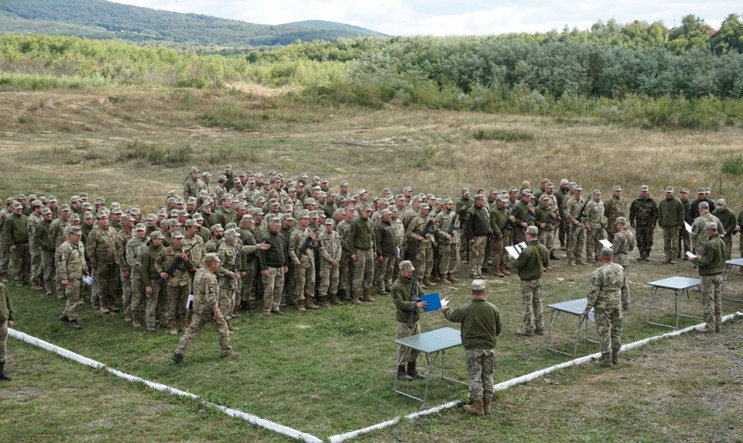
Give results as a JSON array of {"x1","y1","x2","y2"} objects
[{"x1": 110, "y1": 0, "x2": 740, "y2": 36}]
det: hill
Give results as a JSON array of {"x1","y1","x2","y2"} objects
[{"x1": 0, "y1": 0, "x2": 386, "y2": 48}]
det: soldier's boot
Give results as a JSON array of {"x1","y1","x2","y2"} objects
[
  {"x1": 447, "y1": 272, "x2": 459, "y2": 282},
  {"x1": 483, "y1": 397, "x2": 492, "y2": 414},
  {"x1": 0, "y1": 362, "x2": 12, "y2": 381},
  {"x1": 439, "y1": 272, "x2": 450, "y2": 284},
  {"x1": 492, "y1": 266, "x2": 504, "y2": 278},
  {"x1": 330, "y1": 293, "x2": 344, "y2": 305},
  {"x1": 431, "y1": 269, "x2": 441, "y2": 282},
  {"x1": 232, "y1": 305, "x2": 241, "y2": 317},
  {"x1": 131, "y1": 312, "x2": 141, "y2": 328},
  {"x1": 319, "y1": 295, "x2": 331, "y2": 307},
  {"x1": 500, "y1": 264, "x2": 511, "y2": 276},
  {"x1": 1, "y1": 273, "x2": 7, "y2": 283},
  {"x1": 226, "y1": 319, "x2": 238, "y2": 332},
  {"x1": 338, "y1": 288, "x2": 350, "y2": 302},
  {"x1": 463, "y1": 399, "x2": 484, "y2": 416},
  {"x1": 171, "y1": 353, "x2": 184, "y2": 364},
  {"x1": 108, "y1": 302, "x2": 120, "y2": 313},
  {"x1": 169, "y1": 321, "x2": 178, "y2": 335},
  {"x1": 406, "y1": 362, "x2": 425, "y2": 380},
  {"x1": 418, "y1": 279, "x2": 428, "y2": 290},
  {"x1": 422, "y1": 276, "x2": 434, "y2": 287},
  {"x1": 715, "y1": 316, "x2": 722, "y2": 333},
  {"x1": 99, "y1": 302, "x2": 110, "y2": 315},
  {"x1": 549, "y1": 251, "x2": 560, "y2": 260},
  {"x1": 611, "y1": 349, "x2": 620, "y2": 365},
  {"x1": 31, "y1": 279, "x2": 43, "y2": 290},
  {"x1": 622, "y1": 302, "x2": 630, "y2": 311},
  {"x1": 180, "y1": 317, "x2": 189, "y2": 331},
  {"x1": 597, "y1": 353, "x2": 612, "y2": 367},
  {"x1": 305, "y1": 296, "x2": 320, "y2": 310},
  {"x1": 351, "y1": 291, "x2": 362, "y2": 305},
  {"x1": 362, "y1": 288, "x2": 376, "y2": 303},
  {"x1": 396, "y1": 365, "x2": 412, "y2": 382},
  {"x1": 296, "y1": 299, "x2": 307, "y2": 312}
]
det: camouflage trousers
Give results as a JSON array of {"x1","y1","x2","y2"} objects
[
  {"x1": 318, "y1": 262, "x2": 340, "y2": 296},
  {"x1": 700, "y1": 274, "x2": 723, "y2": 331},
  {"x1": 594, "y1": 307, "x2": 622, "y2": 355},
  {"x1": 294, "y1": 260, "x2": 315, "y2": 301},
  {"x1": 465, "y1": 348, "x2": 495, "y2": 401},
  {"x1": 174, "y1": 309, "x2": 232, "y2": 358},
  {"x1": 635, "y1": 225, "x2": 654, "y2": 258},
  {"x1": 339, "y1": 252, "x2": 354, "y2": 293},
  {"x1": 62, "y1": 278, "x2": 82, "y2": 322},
  {"x1": 0, "y1": 320, "x2": 7, "y2": 363},
  {"x1": 93, "y1": 261, "x2": 118, "y2": 309},
  {"x1": 352, "y1": 249, "x2": 374, "y2": 291},
  {"x1": 585, "y1": 226, "x2": 604, "y2": 261},
  {"x1": 240, "y1": 261, "x2": 256, "y2": 302},
  {"x1": 130, "y1": 274, "x2": 145, "y2": 314},
  {"x1": 413, "y1": 242, "x2": 433, "y2": 280},
  {"x1": 166, "y1": 283, "x2": 190, "y2": 325},
  {"x1": 396, "y1": 321, "x2": 420, "y2": 365},
  {"x1": 145, "y1": 283, "x2": 163, "y2": 330},
  {"x1": 520, "y1": 278, "x2": 544, "y2": 333},
  {"x1": 438, "y1": 241, "x2": 459, "y2": 275},
  {"x1": 619, "y1": 263, "x2": 631, "y2": 305},
  {"x1": 469, "y1": 236, "x2": 487, "y2": 277},
  {"x1": 661, "y1": 226, "x2": 679, "y2": 262},
  {"x1": 40, "y1": 250, "x2": 55, "y2": 293},
  {"x1": 120, "y1": 270, "x2": 132, "y2": 316},
  {"x1": 218, "y1": 280, "x2": 237, "y2": 320},
  {"x1": 491, "y1": 235, "x2": 507, "y2": 267},
  {"x1": 678, "y1": 227, "x2": 691, "y2": 258},
  {"x1": 538, "y1": 230, "x2": 555, "y2": 255},
  {"x1": 262, "y1": 267, "x2": 284, "y2": 312},
  {"x1": 10, "y1": 244, "x2": 30, "y2": 284},
  {"x1": 721, "y1": 235, "x2": 732, "y2": 261},
  {"x1": 30, "y1": 244, "x2": 42, "y2": 283},
  {"x1": 374, "y1": 256, "x2": 395, "y2": 292},
  {"x1": 0, "y1": 239, "x2": 9, "y2": 275},
  {"x1": 567, "y1": 225, "x2": 585, "y2": 263}
]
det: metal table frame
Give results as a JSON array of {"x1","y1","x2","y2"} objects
[
  {"x1": 646, "y1": 276, "x2": 702, "y2": 329},
  {"x1": 393, "y1": 327, "x2": 467, "y2": 405},
  {"x1": 722, "y1": 258, "x2": 743, "y2": 303},
  {"x1": 546, "y1": 298, "x2": 598, "y2": 357}
]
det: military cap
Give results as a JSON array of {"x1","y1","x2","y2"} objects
[
  {"x1": 665, "y1": 186, "x2": 674, "y2": 193},
  {"x1": 574, "y1": 185, "x2": 583, "y2": 191},
  {"x1": 308, "y1": 210, "x2": 318, "y2": 218},
  {"x1": 202, "y1": 172, "x2": 212, "y2": 178},
  {"x1": 70, "y1": 195, "x2": 81, "y2": 203},
  {"x1": 205, "y1": 253, "x2": 221, "y2": 264},
  {"x1": 592, "y1": 189, "x2": 601, "y2": 195},
  {"x1": 210, "y1": 223, "x2": 225, "y2": 233},
  {"x1": 318, "y1": 191, "x2": 327, "y2": 198},
  {"x1": 146, "y1": 214, "x2": 157, "y2": 222},
  {"x1": 600, "y1": 247, "x2": 613, "y2": 257},
  {"x1": 680, "y1": 188, "x2": 689, "y2": 193},
  {"x1": 224, "y1": 164, "x2": 232, "y2": 170},
  {"x1": 157, "y1": 208, "x2": 167, "y2": 216},
  {"x1": 521, "y1": 189, "x2": 532, "y2": 196},
  {"x1": 192, "y1": 212, "x2": 203, "y2": 221},
  {"x1": 60, "y1": 204, "x2": 71, "y2": 212},
  {"x1": 218, "y1": 175, "x2": 227, "y2": 182},
  {"x1": 339, "y1": 180, "x2": 349, "y2": 186},
  {"x1": 171, "y1": 231, "x2": 184, "y2": 239},
  {"x1": 313, "y1": 175, "x2": 321, "y2": 182},
  {"x1": 267, "y1": 216, "x2": 281, "y2": 226},
  {"x1": 320, "y1": 178, "x2": 329, "y2": 184},
  {"x1": 612, "y1": 185, "x2": 622, "y2": 191},
  {"x1": 699, "y1": 201, "x2": 709, "y2": 209},
  {"x1": 399, "y1": 260, "x2": 415, "y2": 272},
  {"x1": 497, "y1": 195, "x2": 509, "y2": 202},
  {"x1": 539, "y1": 194, "x2": 551, "y2": 201},
  {"x1": 382, "y1": 188, "x2": 391, "y2": 194},
  {"x1": 359, "y1": 204, "x2": 372, "y2": 211},
  {"x1": 402, "y1": 186, "x2": 412, "y2": 193},
  {"x1": 705, "y1": 222, "x2": 718, "y2": 231},
  {"x1": 82, "y1": 202, "x2": 94, "y2": 211},
  {"x1": 166, "y1": 197, "x2": 176, "y2": 204},
  {"x1": 225, "y1": 222, "x2": 237, "y2": 230},
  {"x1": 716, "y1": 199, "x2": 726, "y2": 207},
  {"x1": 444, "y1": 198, "x2": 453, "y2": 204},
  {"x1": 149, "y1": 231, "x2": 164, "y2": 240},
  {"x1": 357, "y1": 188, "x2": 367, "y2": 195},
  {"x1": 240, "y1": 171, "x2": 248, "y2": 177},
  {"x1": 5, "y1": 198, "x2": 14, "y2": 205},
  {"x1": 68, "y1": 226, "x2": 82, "y2": 236},
  {"x1": 82, "y1": 212, "x2": 93, "y2": 220},
  {"x1": 435, "y1": 198, "x2": 444, "y2": 205},
  {"x1": 189, "y1": 166, "x2": 199, "y2": 173},
  {"x1": 560, "y1": 178, "x2": 570, "y2": 185},
  {"x1": 187, "y1": 197, "x2": 197, "y2": 205},
  {"x1": 134, "y1": 223, "x2": 146, "y2": 231},
  {"x1": 395, "y1": 194, "x2": 405, "y2": 201},
  {"x1": 184, "y1": 219, "x2": 198, "y2": 227},
  {"x1": 120, "y1": 214, "x2": 133, "y2": 222},
  {"x1": 129, "y1": 206, "x2": 141, "y2": 215},
  {"x1": 639, "y1": 185, "x2": 649, "y2": 191},
  {"x1": 239, "y1": 215, "x2": 253, "y2": 224},
  {"x1": 254, "y1": 172, "x2": 264, "y2": 178},
  {"x1": 615, "y1": 216, "x2": 627, "y2": 226},
  {"x1": 419, "y1": 203, "x2": 430, "y2": 210},
  {"x1": 473, "y1": 194, "x2": 486, "y2": 201},
  {"x1": 69, "y1": 214, "x2": 80, "y2": 222},
  {"x1": 224, "y1": 229, "x2": 239, "y2": 239},
  {"x1": 31, "y1": 200, "x2": 42, "y2": 208},
  {"x1": 112, "y1": 208, "x2": 123, "y2": 215},
  {"x1": 269, "y1": 199, "x2": 280, "y2": 206},
  {"x1": 344, "y1": 205, "x2": 356, "y2": 212},
  {"x1": 298, "y1": 210, "x2": 310, "y2": 219},
  {"x1": 379, "y1": 208, "x2": 392, "y2": 217},
  {"x1": 546, "y1": 182, "x2": 554, "y2": 189},
  {"x1": 461, "y1": 187, "x2": 470, "y2": 195},
  {"x1": 49, "y1": 196, "x2": 59, "y2": 203},
  {"x1": 41, "y1": 207, "x2": 52, "y2": 215},
  {"x1": 325, "y1": 218, "x2": 335, "y2": 226},
  {"x1": 426, "y1": 194, "x2": 435, "y2": 200},
  {"x1": 95, "y1": 211, "x2": 108, "y2": 219},
  {"x1": 705, "y1": 187, "x2": 710, "y2": 193},
  {"x1": 526, "y1": 226, "x2": 539, "y2": 235},
  {"x1": 697, "y1": 188, "x2": 706, "y2": 194},
  {"x1": 233, "y1": 178, "x2": 241, "y2": 184},
  {"x1": 304, "y1": 198, "x2": 317, "y2": 206},
  {"x1": 471, "y1": 279, "x2": 486, "y2": 291},
  {"x1": 568, "y1": 182, "x2": 577, "y2": 189}
]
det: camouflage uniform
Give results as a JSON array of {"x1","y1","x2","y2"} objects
[
  {"x1": 465, "y1": 202, "x2": 491, "y2": 278},
  {"x1": 489, "y1": 200, "x2": 510, "y2": 272},
  {"x1": 57, "y1": 238, "x2": 87, "y2": 322},
  {"x1": 347, "y1": 214, "x2": 375, "y2": 292},
  {"x1": 512, "y1": 239, "x2": 550, "y2": 335},
  {"x1": 586, "y1": 260, "x2": 624, "y2": 360},
  {"x1": 87, "y1": 225, "x2": 118, "y2": 311},
  {"x1": 289, "y1": 225, "x2": 317, "y2": 304},
  {"x1": 114, "y1": 227, "x2": 133, "y2": 317},
  {"x1": 629, "y1": 192, "x2": 658, "y2": 260},
  {"x1": 691, "y1": 233, "x2": 725, "y2": 332},
  {"x1": 27, "y1": 210, "x2": 43, "y2": 285},
  {"x1": 391, "y1": 274, "x2": 422, "y2": 366},
  {"x1": 406, "y1": 212, "x2": 435, "y2": 283},
  {"x1": 317, "y1": 228, "x2": 342, "y2": 298},
  {"x1": 657, "y1": 192, "x2": 684, "y2": 263},
  {"x1": 0, "y1": 207, "x2": 9, "y2": 279},
  {"x1": 435, "y1": 208, "x2": 460, "y2": 278},
  {"x1": 140, "y1": 241, "x2": 165, "y2": 330},
  {"x1": 173, "y1": 266, "x2": 233, "y2": 359},
  {"x1": 564, "y1": 193, "x2": 586, "y2": 265},
  {"x1": 216, "y1": 238, "x2": 241, "y2": 320},
  {"x1": 691, "y1": 212, "x2": 723, "y2": 254},
  {"x1": 155, "y1": 241, "x2": 194, "y2": 330},
  {"x1": 583, "y1": 196, "x2": 605, "y2": 262},
  {"x1": 258, "y1": 227, "x2": 288, "y2": 315},
  {"x1": 125, "y1": 234, "x2": 147, "y2": 318},
  {"x1": 534, "y1": 201, "x2": 557, "y2": 259},
  {"x1": 611, "y1": 227, "x2": 635, "y2": 307},
  {"x1": 4, "y1": 211, "x2": 30, "y2": 285},
  {"x1": 237, "y1": 228, "x2": 259, "y2": 307},
  {"x1": 713, "y1": 205, "x2": 736, "y2": 260},
  {"x1": 35, "y1": 216, "x2": 56, "y2": 294},
  {"x1": 0, "y1": 282, "x2": 13, "y2": 366},
  {"x1": 604, "y1": 193, "x2": 627, "y2": 236}
]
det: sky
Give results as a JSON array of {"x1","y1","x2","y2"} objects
[{"x1": 109, "y1": 0, "x2": 740, "y2": 36}]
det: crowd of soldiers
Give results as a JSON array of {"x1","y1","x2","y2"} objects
[{"x1": 2, "y1": 165, "x2": 743, "y2": 334}]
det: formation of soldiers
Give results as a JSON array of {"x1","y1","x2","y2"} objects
[{"x1": 2, "y1": 166, "x2": 743, "y2": 333}]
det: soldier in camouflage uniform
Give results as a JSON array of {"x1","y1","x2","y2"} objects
[
  {"x1": 391, "y1": 260, "x2": 426, "y2": 383},
  {"x1": 406, "y1": 203, "x2": 436, "y2": 288},
  {"x1": 87, "y1": 212, "x2": 119, "y2": 313},
  {"x1": 689, "y1": 223, "x2": 726, "y2": 333},
  {"x1": 604, "y1": 185, "x2": 627, "y2": 236},
  {"x1": 27, "y1": 202, "x2": 44, "y2": 289},
  {"x1": 289, "y1": 210, "x2": 318, "y2": 311},
  {"x1": 564, "y1": 185, "x2": 586, "y2": 266},
  {"x1": 374, "y1": 209, "x2": 397, "y2": 295},
  {"x1": 57, "y1": 226, "x2": 87, "y2": 330},
  {"x1": 172, "y1": 253, "x2": 238, "y2": 363},
  {"x1": 691, "y1": 202, "x2": 723, "y2": 254},
  {"x1": 511, "y1": 190, "x2": 534, "y2": 245},
  {"x1": 512, "y1": 226, "x2": 550, "y2": 337},
  {"x1": 584, "y1": 189, "x2": 606, "y2": 263},
  {"x1": 114, "y1": 215, "x2": 134, "y2": 321},
  {"x1": 141, "y1": 231, "x2": 165, "y2": 332},
  {"x1": 582, "y1": 248, "x2": 624, "y2": 367},
  {"x1": 657, "y1": 186, "x2": 685, "y2": 264},
  {"x1": 155, "y1": 230, "x2": 194, "y2": 334},
  {"x1": 348, "y1": 204, "x2": 376, "y2": 304},
  {"x1": 318, "y1": 218, "x2": 343, "y2": 305},
  {"x1": 629, "y1": 185, "x2": 658, "y2": 261},
  {"x1": 237, "y1": 215, "x2": 259, "y2": 311},
  {"x1": 5, "y1": 202, "x2": 30, "y2": 286},
  {"x1": 441, "y1": 278, "x2": 501, "y2": 416},
  {"x1": 712, "y1": 199, "x2": 736, "y2": 260},
  {"x1": 216, "y1": 229, "x2": 241, "y2": 329},
  {"x1": 50, "y1": 205, "x2": 71, "y2": 297},
  {"x1": 490, "y1": 195, "x2": 512, "y2": 277},
  {"x1": 125, "y1": 223, "x2": 148, "y2": 328},
  {"x1": 465, "y1": 195, "x2": 490, "y2": 279},
  {"x1": 35, "y1": 208, "x2": 55, "y2": 295},
  {"x1": 259, "y1": 216, "x2": 288, "y2": 316},
  {"x1": 534, "y1": 194, "x2": 558, "y2": 268},
  {"x1": 0, "y1": 198, "x2": 12, "y2": 283},
  {"x1": 611, "y1": 217, "x2": 635, "y2": 310},
  {"x1": 435, "y1": 199, "x2": 460, "y2": 283},
  {"x1": 336, "y1": 207, "x2": 354, "y2": 302},
  {"x1": 678, "y1": 188, "x2": 692, "y2": 258}
]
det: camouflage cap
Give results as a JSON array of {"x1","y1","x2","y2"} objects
[
  {"x1": 224, "y1": 229, "x2": 239, "y2": 239},
  {"x1": 640, "y1": 185, "x2": 649, "y2": 191},
  {"x1": 419, "y1": 203, "x2": 430, "y2": 210},
  {"x1": 592, "y1": 189, "x2": 601, "y2": 195},
  {"x1": 210, "y1": 223, "x2": 225, "y2": 233},
  {"x1": 120, "y1": 214, "x2": 133, "y2": 222},
  {"x1": 399, "y1": 260, "x2": 415, "y2": 272},
  {"x1": 218, "y1": 175, "x2": 227, "y2": 182},
  {"x1": 304, "y1": 198, "x2": 317, "y2": 206},
  {"x1": 471, "y1": 279, "x2": 486, "y2": 291},
  {"x1": 204, "y1": 253, "x2": 221, "y2": 264},
  {"x1": 612, "y1": 185, "x2": 622, "y2": 191},
  {"x1": 184, "y1": 219, "x2": 198, "y2": 227},
  {"x1": 82, "y1": 212, "x2": 93, "y2": 220},
  {"x1": 69, "y1": 214, "x2": 80, "y2": 222},
  {"x1": 697, "y1": 188, "x2": 706, "y2": 194},
  {"x1": 146, "y1": 213, "x2": 157, "y2": 222},
  {"x1": 699, "y1": 201, "x2": 709, "y2": 209},
  {"x1": 298, "y1": 210, "x2": 310, "y2": 219},
  {"x1": 134, "y1": 223, "x2": 146, "y2": 231},
  {"x1": 68, "y1": 226, "x2": 82, "y2": 236},
  {"x1": 600, "y1": 247, "x2": 613, "y2": 257},
  {"x1": 574, "y1": 185, "x2": 583, "y2": 191},
  {"x1": 171, "y1": 230, "x2": 184, "y2": 239},
  {"x1": 497, "y1": 195, "x2": 509, "y2": 202},
  {"x1": 379, "y1": 208, "x2": 392, "y2": 217},
  {"x1": 680, "y1": 188, "x2": 689, "y2": 193},
  {"x1": 189, "y1": 166, "x2": 199, "y2": 173},
  {"x1": 308, "y1": 210, "x2": 319, "y2": 218},
  {"x1": 402, "y1": 186, "x2": 412, "y2": 193},
  {"x1": 325, "y1": 218, "x2": 335, "y2": 226},
  {"x1": 224, "y1": 164, "x2": 232, "y2": 170},
  {"x1": 202, "y1": 171, "x2": 212, "y2": 178},
  {"x1": 267, "y1": 215, "x2": 281, "y2": 226},
  {"x1": 526, "y1": 226, "x2": 538, "y2": 235},
  {"x1": 716, "y1": 198, "x2": 726, "y2": 207},
  {"x1": 339, "y1": 180, "x2": 349, "y2": 186},
  {"x1": 665, "y1": 186, "x2": 674, "y2": 193},
  {"x1": 706, "y1": 222, "x2": 718, "y2": 231},
  {"x1": 539, "y1": 194, "x2": 551, "y2": 201},
  {"x1": 41, "y1": 207, "x2": 52, "y2": 215},
  {"x1": 11, "y1": 202, "x2": 22, "y2": 210},
  {"x1": 149, "y1": 231, "x2": 164, "y2": 240},
  {"x1": 461, "y1": 187, "x2": 470, "y2": 195},
  {"x1": 615, "y1": 216, "x2": 627, "y2": 226},
  {"x1": 60, "y1": 204, "x2": 71, "y2": 212},
  {"x1": 240, "y1": 214, "x2": 253, "y2": 224},
  {"x1": 546, "y1": 182, "x2": 554, "y2": 189},
  {"x1": 359, "y1": 204, "x2": 372, "y2": 211},
  {"x1": 473, "y1": 194, "x2": 486, "y2": 201}
]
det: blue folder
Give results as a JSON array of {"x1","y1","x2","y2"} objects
[{"x1": 421, "y1": 293, "x2": 441, "y2": 312}]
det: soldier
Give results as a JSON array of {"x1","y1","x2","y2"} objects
[
  {"x1": 512, "y1": 190, "x2": 535, "y2": 245},
  {"x1": 582, "y1": 248, "x2": 625, "y2": 367},
  {"x1": 584, "y1": 189, "x2": 606, "y2": 263},
  {"x1": 347, "y1": 204, "x2": 376, "y2": 304},
  {"x1": 534, "y1": 194, "x2": 558, "y2": 268},
  {"x1": 0, "y1": 280, "x2": 14, "y2": 380},
  {"x1": 57, "y1": 226, "x2": 87, "y2": 330},
  {"x1": 318, "y1": 218, "x2": 343, "y2": 305},
  {"x1": 4, "y1": 202, "x2": 30, "y2": 286},
  {"x1": 678, "y1": 188, "x2": 692, "y2": 257},
  {"x1": 565, "y1": 185, "x2": 586, "y2": 266},
  {"x1": 604, "y1": 185, "x2": 627, "y2": 236},
  {"x1": 35, "y1": 207, "x2": 55, "y2": 295},
  {"x1": 657, "y1": 186, "x2": 685, "y2": 264},
  {"x1": 512, "y1": 226, "x2": 550, "y2": 337},
  {"x1": 126, "y1": 223, "x2": 148, "y2": 328},
  {"x1": 258, "y1": 216, "x2": 289, "y2": 316},
  {"x1": 87, "y1": 212, "x2": 119, "y2": 313},
  {"x1": 215, "y1": 229, "x2": 241, "y2": 329},
  {"x1": 374, "y1": 209, "x2": 397, "y2": 295},
  {"x1": 489, "y1": 195, "x2": 510, "y2": 278},
  {"x1": 435, "y1": 198, "x2": 460, "y2": 283},
  {"x1": 50, "y1": 205, "x2": 71, "y2": 298},
  {"x1": 456, "y1": 188, "x2": 473, "y2": 263},
  {"x1": 629, "y1": 185, "x2": 658, "y2": 261},
  {"x1": 0, "y1": 198, "x2": 13, "y2": 283},
  {"x1": 688, "y1": 188, "x2": 716, "y2": 222},
  {"x1": 440, "y1": 279, "x2": 501, "y2": 416},
  {"x1": 391, "y1": 260, "x2": 426, "y2": 382},
  {"x1": 156, "y1": 230, "x2": 194, "y2": 335},
  {"x1": 27, "y1": 201, "x2": 44, "y2": 289},
  {"x1": 236, "y1": 216, "x2": 258, "y2": 312},
  {"x1": 611, "y1": 217, "x2": 635, "y2": 310},
  {"x1": 555, "y1": 179, "x2": 571, "y2": 250},
  {"x1": 712, "y1": 199, "x2": 736, "y2": 260},
  {"x1": 406, "y1": 203, "x2": 436, "y2": 288},
  {"x1": 691, "y1": 202, "x2": 723, "y2": 254},
  {"x1": 205, "y1": 224, "x2": 224, "y2": 254},
  {"x1": 183, "y1": 166, "x2": 200, "y2": 199},
  {"x1": 141, "y1": 231, "x2": 165, "y2": 332},
  {"x1": 289, "y1": 211, "x2": 318, "y2": 311},
  {"x1": 465, "y1": 194, "x2": 490, "y2": 279},
  {"x1": 171, "y1": 253, "x2": 239, "y2": 363},
  {"x1": 115, "y1": 214, "x2": 135, "y2": 321},
  {"x1": 689, "y1": 223, "x2": 725, "y2": 333}
]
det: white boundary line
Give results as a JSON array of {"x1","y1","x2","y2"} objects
[
  {"x1": 8, "y1": 329, "x2": 323, "y2": 443},
  {"x1": 328, "y1": 312, "x2": 743, "y2": 442}
]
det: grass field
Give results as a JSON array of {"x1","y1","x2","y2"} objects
[{"x1": 1, "y1": 85, "x2": 743, "y2": 441}]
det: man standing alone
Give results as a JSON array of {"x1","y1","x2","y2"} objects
[{"x1": 582, "y1": 248, "x2": 624, "y2": 367}]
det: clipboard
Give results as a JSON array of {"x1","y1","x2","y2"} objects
[{"x1": 420, "y1": 293, "x2": 441, "y2": 312}]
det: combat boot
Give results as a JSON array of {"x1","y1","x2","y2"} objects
[
  {"x1": 318, "y1": 295, "x2": 330, "y2": 307},
  {"x1": 596, "y1": 353, "x2": 612, "y2": 367},
  {"x1": 500, "y1": 264, "x2": 511, "y2": 276},
  {"x1": 329, "y1": 293, "x2": 344, "y2": 305},
  {"x1": 422, "y1": 276, "x2": 434, "y2": 287},
  {"x1": 407, "y1": 362, "x2": 425, "y2": 380},
  {"x1": 131, "y1": 312, "x2": 141, "y2": 328},
  {"x1": 171, "y1": 353, "x2": 184, "y2": 364},
  {"x1": 463, "y1": 399, "x2": 484, "y2": 416},
  {"x1": 169, "y1": 321, "x2": 178, "y2": 335},
  {"x1": 362, "y1": 288, "x2": 376, "y2": 302},
  {"x1": 549, "y1": 251, "x2": 560, "y2": 260},
  {"x1": 447, "y1": 272, "x2": 458, "y2": 282},
  {"x1": 1, "y1": 273, "x2": 7, "y2": 283},
  {"x1": 611, "y1": 349, "x2": 620, "y2": 365},
  {"x1": 296, "y1": 299, "x2": 307, "y2": 312},
  {"x1": 232, "y1": 305, "x2": 241, "y2": 317},
  {"x1": 396, "y1": 365, "x2": 412, "y2": 382},
  {"x1": 439, "y1": 274, "x2": 450, "y2": 284},
  {"x1": 180, "y1": 317, "x2": 189, "y2": 331},
  {"x1": 492, "y1": 266, "x2": 504, "y2": 278},
  {"x1": 351, "y1": 291, "x2": 362, "y2": 305},
  {"x1": 31, "y1": 279, "x2": 43, "y2": 291},
  {"x1": 226, "y1": 319, "x2": 238, "y2": 332},
  {"x1": 0, "y1": 362, "x2": 12, "y2": 381},
  {"x1": 305, "y1": 296, "x2": 320, "y2": 310},
  {"x1": 483, "y1": 397, "x2": 492, "y2": 414}
]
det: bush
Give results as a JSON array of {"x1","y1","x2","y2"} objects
[{"x1": 721, "y1": 154, "x2": 743, "y2": 175}]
